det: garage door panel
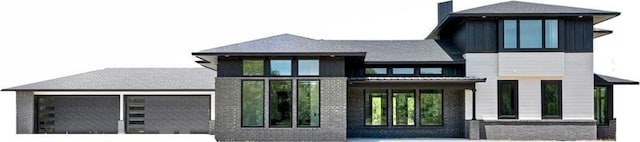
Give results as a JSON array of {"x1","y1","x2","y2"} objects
[
  {"x1": 125, "y1": 95, "x2": 210, "y2": 134},
  {"x1": 35, "y1": 96, "x2": 119, "y2": 134}
]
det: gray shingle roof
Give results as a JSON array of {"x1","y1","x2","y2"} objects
[
  {"x1": 594, "y1": 74, "x2": 639, "y2": 85},
  {"x1": 2, "y1": 68, "x2": 216, "y2": 91},
  {"x1": 454, "y1": 1, "x2": 618, "y2": 15},
  {"x1": 194, "y1": 34, "x2": 464, "y2": 63}
]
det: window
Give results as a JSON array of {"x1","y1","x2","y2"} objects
[
  {"x1": 298, "y1": 59, "x2": 319, "y2": 76},
  {"x1": 420, "y1": 68, "x2": 442, "y2": 75},
  {"x1": 542, "y1": 80, "x2": 562, "y2": 119},
  {"x1": 498, "y1": 80, "x2": 518, "y2": 119},
  {"x1": 392, "y1": 68, "x2": 414, "y2": 75},
  {"x1": 297, "y1": 80, "x2": 320, "y2": 127},
  {"x1": 545, "y1": 20, "x2": 559, "y2": 48},
  {"x1": 519, "y1": 20, "x2": 542, "y2": 48},
  {"x1": 269, "y1": 80, "x2": 292, "y2": 127},
  {"x1": 503, "y1": 19, "x2": 558, "y2": 49},
  {"x1": 243, "y1": 59, "x2": 264, "y2": 76},
  {"x1": 365, "y1": 90, "x2": 387, "y2": 126},
  {"x1": 594, "y1": 86, "x2": 608, "y2": 125},
  {"x1": 365, "y1": 68, "x2": 387, "y2": 75},
  {"x1": 270, "y1": 60, "x2": 291, "y2": 76},
  {"x1": 420, "y1": 90, "x2": 442, "y2": 125},
  {"x1": 504, "y1": 20, "x2": 517, "y2": 49},
  {"x1": 392, "y1": 90, "x2": 415, "y2": 126},
  {"x1": 242, "y1": 80, "x2": 264, "y2": 127}
]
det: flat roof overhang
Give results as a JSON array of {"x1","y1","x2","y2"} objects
[
  {"x1": 348, "y1": 76, "x2": 486, "y2": 84},
  {"x1": 594, "y1": 74, "x2": 639, "y2": 86}
]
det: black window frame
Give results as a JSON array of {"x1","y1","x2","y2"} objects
[
  {"x1": 241, "y1": 58, "x2": 266, "y2": 77},
  {"x1": 594, "y1": 85, "x2": 612, "y2": 126},
  {"x1": 364, "y1": 89, "x2": 389, "y2": 127},
  {"x1": 268, "y1": 80, "x2": 293, "y2": 128},
  {"x1": 499, "y1": 18, "x2": 563, "y2": 52},
  {"x1": 419, "y1": 89, "x2": 444, "y2": 126},
  {"x1": 541, "y1": 80, "x2": 562, "y2": 119},
  {"x1": 240, "y1": 80, "x2": 265, "y2": 127},
  {"x1": 296, "y1": 80, "x2": 321, "y2": 128},
  {"x1": 498, "y1": 80, "x2": 519, "y2": 119},
  {"x1": 365, "y1": 67, "x2": 389, "y2": 76},
  {"x1": 296, "y1": 58, "x2": 320, "y2": 77},
  {"x1": 391, "y1": 89, "x2": 417, "y2": 126}
]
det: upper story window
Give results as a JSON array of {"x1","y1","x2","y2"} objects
[
  {"x1": 392, "y1": 68, "x2": 414, "y2": 75},
  {"x1": 365, "y1": 68, "x2": 387, "y2": 75},
  {"x1": 503, "y1": 19, "x2": 558, "y2": 49},
  {"x1": 420, "y1": 68, "x2": 442, "y2": 75},
  {"x1": 270, "y1": 59, "x2": 292, "y2": 76},
  {"x1": 242, "y1": 59, "x2": 264, "y2": 76},
  {"x1": 298, "y1": 59, "x2": 319, "y2": 76}
]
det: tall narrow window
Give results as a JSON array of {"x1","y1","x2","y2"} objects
[
  {"x1": 519, "y1": 20, "x2": 542, "y2": 48},
  {"x1": 498, "y1": 80, "x2": 518, "y2": 119},
  {"x1": 503, "y1": 20, "x2": 517, "y2": 49},
  {"x1": 297, "y1": 80, "x2": 320, "y2": 127},
  {"x1": 270, "y1": 60, "x2": 292, "y2": 76},
  {"x1": 241, "y1": 80, "x2": 264, "y2": 127},
  {"x1": 365, "y1": 90, "x2": 387, "y2": 126},
  {"x1": 298, "y1": 59, "x2": 319, "y2": 76},
  {"x1": 269, "y1": 80, "x2": 292, "y2": 127},
  {"x1": 594, "y1": 87, "x2": 608, "y2": 125},
  {"x1": 420, "y1": 90, "x2": 443, "y2": 126},
  {"x1": 545, "y1": 20, "x2": 559, "y2": 48},
  {"x1": 242, "y1": 59, "x2": 264, "y2": 76},
  {"x1": 392, "y1": 90, "x2": 415, "y2": 126},
  {"x1": 542, "y1": 80, "x2": 562, "y2": 119}
]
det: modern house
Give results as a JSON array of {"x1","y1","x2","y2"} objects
[{"x1": 3, "y1": 0, "x2": 637, "y2": 141}]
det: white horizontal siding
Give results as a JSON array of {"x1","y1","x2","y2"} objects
[
  {"x1": 517, "y1": 79, "x2": 541, "y2": 120},
  {"x1": 498, "y1": 52, "x2": 565, "y2": 77},
  {"x1": 563, "y1": 53, "x2": 594, "y2": 120},
  {"x1": 465, "y1": 53, "x2": 499, "y2": 120}
]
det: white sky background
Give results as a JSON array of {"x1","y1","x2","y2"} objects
[{"x1": 0, "y1": 0, "x2": 637, "y2": 141}]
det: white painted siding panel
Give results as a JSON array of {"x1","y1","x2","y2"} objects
[
  {"x1": 563, "y1": 53, "x2": 594, "y2": 120},
  {"x1": 465, "y1": 89, "x2": 472, "y2": 120},
  {"x1": 465, "y1": 53, "x2": 499, "y2": 120},
  {"x1": 498, "y1": 53, "x2": 565, "y2": 77},
  {"x1": 517, "y1": 79, "x2": 541, "y2": 120}
]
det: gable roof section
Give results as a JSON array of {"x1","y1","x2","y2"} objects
[
  {"x1": 594, "y1": 74, "x2": 639, "y2": 85},
  {"x1": 2, "y1": 68, "x2": 216, "y2": 91},
  {"x1": 193, "y1": 34, "x2": 464, "y2": 63},
  {"x1": 428, "y1": 1, "x2": 620, "y2": 39}
]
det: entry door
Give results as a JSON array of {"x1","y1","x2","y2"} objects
[
  {"x1": 125, "y1": 95, "x2": 210, "y2": 134},
  {"x1": 35, "y1": 96, "x2": 120, "y2": 134}
]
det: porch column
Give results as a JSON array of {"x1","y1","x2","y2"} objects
[{"x1": 472, "y1": 89, "x2": 476, "y2": 120}]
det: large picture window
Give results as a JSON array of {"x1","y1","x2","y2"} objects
[
  {"x1": 242, "y1": 59, "x2": 264, "y2": 76},
  {"x1": 542, "y1": 80, "x2": 562, "y2": 119},
  {"x1": 241, "y1": 80, "x2": 264, "y2": 127},
  {"x1": 498, "y1": 80, "x2": 518, "y2": 119},
  {"x1": 298, "y1": 59, "x2": 319, "y2": 76},
  {"x1": 270, "y1": 60, "x2": 292, "y2": 76},
  {"x1": 503, "y1": 19, "x2": 558, "y2": 49},
  {"x1": 420, "y1": 90, "x2": 442, "y2": 126},
  {"x1": 392, "y1": 90, "x2": 415, "y2": 126},
  {"x1": 297, "y1": 80, "x2": 320, "y2": 127},
  {"x1": 269, "y1": 80, "x2": 292, "y2": 127},
  {"x1": 365, "y1": 90, "x2": 387, "y2": 126},
  {"x1": 594, "y1": 86, "x2": 608, "y2": 125}
]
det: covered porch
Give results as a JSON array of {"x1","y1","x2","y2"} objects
[{"x1": 345, "y1": 76, "x2": 485, "y2": 138}]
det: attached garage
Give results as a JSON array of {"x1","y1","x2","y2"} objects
[
  {"x1": 35, "y1": 95, "x2": 120, "y2": 134},
  {"x1": 3, "y1": 68, "x2": 217, "y2": 134},
  {"x1": 125, "y1": 95, "x2": 211, "y2": 134}
]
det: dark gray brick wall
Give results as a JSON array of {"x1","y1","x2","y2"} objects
[
  {"x1": 214, "y1": 77, "x2": 347, "y2": 141},
  {"x1": 346, "y1": 89, "x2": 465, "y2": 138},
  {"x1": 597, "y1": 119, "x2": 616, "y2": 140},
  {"x1": 475, "y1": 120, "x2": 597, "y2": 140}
]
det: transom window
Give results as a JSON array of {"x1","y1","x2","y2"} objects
[
  {"x1": 392, "y1": 68, "x2": 414, "y2": 75},
  {"x1": 365, "y1": 68, "x2": 387, "y2": 75},
  {"x1": 420, "y1": 68, "x2": 443, "y2": 75},
  {"x1": 503, "y1": 19, "x2": 558, "y2": 49},
  {"x1": 242, "y1": 59, "x2": 264, "y2": 76},
  {"x1": 270, "y1": 60, "x2": 292, "y2": 76}
]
